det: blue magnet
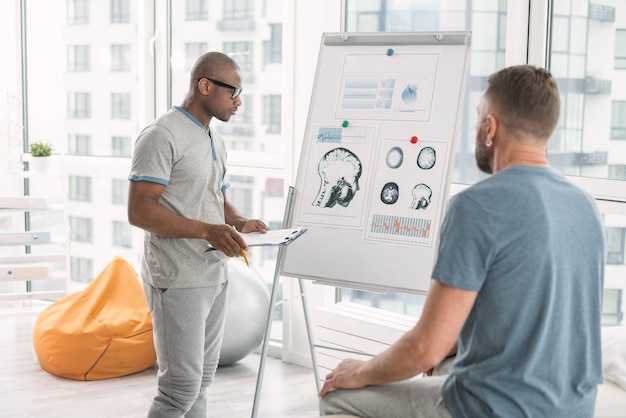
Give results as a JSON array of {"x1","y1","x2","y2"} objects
[{"x1": 386, "y1": 48, "x2": 394, "y2": 56}]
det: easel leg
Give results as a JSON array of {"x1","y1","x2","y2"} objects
[
  {"x1": 299, "y1": 278, "x2": 321, "y2": 393},
  {"x1": 251, "y1": 265, "x2": 281, "y2": 418}
]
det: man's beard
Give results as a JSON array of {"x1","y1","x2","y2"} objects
[{"x1": 475, "y1": 126, "x2": 493, "y2": 174}]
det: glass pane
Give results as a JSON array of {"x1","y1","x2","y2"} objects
[
  {"x1": 342, "y1": 0, "x2": 507, "y2": 314},
  {"x1": 170, "y1": 0, "x2": 286, "y2": 340},
  {"x1": 20, "y1": 0, "x2": 141, "y2": 295},
  {"x1": 548, "y1": 1, "x2": 626, "y2": 181},
  {"x1": 603, "y1": 211, "x2": 626, "y2": 327}
]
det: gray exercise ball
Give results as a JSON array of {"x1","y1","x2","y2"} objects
[{"x1": 219, "y1": 258, "x2": 271, "y2": 366}]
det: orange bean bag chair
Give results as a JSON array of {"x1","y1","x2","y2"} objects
[{"x1": 32, "y1": 256, "x2": 156, "y2": 380}]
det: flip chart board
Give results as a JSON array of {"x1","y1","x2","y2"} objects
[{"x1": 280, "y1": 32, "x2": 472, "y2": 294}]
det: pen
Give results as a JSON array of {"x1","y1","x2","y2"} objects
[{"x1": 240, "y1": 247, "x2": 249, "y2": 266}]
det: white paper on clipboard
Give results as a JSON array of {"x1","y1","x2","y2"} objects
[{"x1": 206, "y1": 227, "x2": 307, "y2": 251}]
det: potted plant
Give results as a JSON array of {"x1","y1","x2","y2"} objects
[{"x1": 29, "y1": 141, "x2": 53, "y2": 172}]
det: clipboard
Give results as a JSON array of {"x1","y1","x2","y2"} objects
[{"x1": 206, "y1": 227, "x2": 307, "y2": 251}]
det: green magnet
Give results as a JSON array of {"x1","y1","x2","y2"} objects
[{"x1": 342, "y1": 120, "x2": 349, "y2": 128}]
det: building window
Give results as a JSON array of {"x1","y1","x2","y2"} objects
[
  {"x1": 111, "y1": 0, "x2": 130, "y2": 23},
  {"x1": 68, "y1": 175, "x2": 92, "y2": 202},
  {"x1": 111, "y1": 44, "x2": 131, "y2": 72},
  {"x1": 67, "y1": 45, "x2": 90, "y2": 72},
  {"x1": 67, "y1": 92, "x2": 91, "y2": 118},
  {"x1": 111, "y1": 92, "x2": 131, "y2": 119},
  {"x1": 186, "y1": 0, "x2": 208, "y2": 21},
  {"x1": 112, "y1": 179, "x2": 128, "y2": 205},
  {"x1": 611, "y1": 101, "x2": 626, "y2": 139},
  {"x1": 609, "y1": 165, "x2": 626, "y2": 181},
  {"x1": 262, "y1": 95, "x2": 281, "y2": 134},
  {"x1": 263, "y1": 24, "x2": 282, "y2": 66},
  {"x1": 69, "y1": 216, "x2": 93, "y2": 243},
  {"x1": 67, "y1": 0, "x2": 89, "y2": 25},
  {"x1": 111, "y1": 136, "x2": 131, "y2": 156},
  {"x1": 113, "y1": 220, "x2": 132, "y2": 248},
  {"x1": 223, "y1": 0, "x2": 253, "y2": 20},
  {"x1": 223, "y1": 42, "x2": 253, "y2": 72},
  {"x1": 68, "y1": 134, "x2": 92, "y2": 155},
  {"x1": 185, "y1": 42, "x2": 208, "y2": 70},
  {"x1": 71, "y1": 256, "x2": 93, "y2": 283},
  {"x1": 616, "y1": 29, "x2": 626, "y2": 70},
  {"x1": 227, "y1": 175, "x2": 254, "y2": 217},
  {"x1": 607, "y1": 227, "x2": 625, "y2": 265}
]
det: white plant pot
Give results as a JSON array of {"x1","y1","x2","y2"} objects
[{"x1": 29, "y1": 156, "x2": 51, "y2": 172}]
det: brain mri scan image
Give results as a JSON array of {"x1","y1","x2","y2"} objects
[
  {"x1": 386, "y1": 147, "x2": 404, "y2": 169},
  {"x1": 417, "y1": 146, "x2": 436, "y2": 170},
  {"x1": 380, "y1": 182, "x2": 399, "y2": 205},
  {"x1": 312, "y1": 147, "x2": 362, "y2": 208},
  {"x1": 410, "y1": 183, "x2": 432, "y2": 210}
]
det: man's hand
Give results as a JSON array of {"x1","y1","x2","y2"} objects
[
  {"x1": 206, "y1": 224, "x2": 248, "y2": 257},
  {"x1": 319, "y1": 358, "x2": 368, "y2": 397},
  {"x1": 241, "y1": 219, "x2": 269, "y2": 234}
]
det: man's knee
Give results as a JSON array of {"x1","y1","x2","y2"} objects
[{"x1": 165, "y1": 376, "x2": 203, "y2": 413}]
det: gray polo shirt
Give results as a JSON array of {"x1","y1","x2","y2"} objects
[{"x1": 129, "y1": 106, "x2": 229, "y2": 288}]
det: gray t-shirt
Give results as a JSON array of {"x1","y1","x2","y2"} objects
[
  {"x1": 432, "y1": 166, "x2": 606, "y2": 418},
  {"x1": 129, "y1": 106, "x2": 229, "y2": 288}
]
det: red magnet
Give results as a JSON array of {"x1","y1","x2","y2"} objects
[{"x1": 410, "y1": 136, "x2": 419, "y2": 144}]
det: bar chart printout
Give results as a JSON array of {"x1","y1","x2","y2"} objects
[{"x1": 368, "y1": 213, "x2": 432, "y2": 245}]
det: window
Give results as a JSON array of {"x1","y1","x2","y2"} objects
[
  {"x1": 611, "y1": 101, "x2": 626, "y2": 140},
  {"x1": 263, "y1": 24, "x2": 282, "y2": 66},
  {"x1": 112, "y1": 179, "x2": 128, "y2": 205},
  {"x1": 111, "y1": 92, "x2": 131, "y2": 119},
  {"x1": 111, "y1": 44, "x2": 131, "y2": 72},
  {"x1": 6, "y1": 0, "x2": 141, "y2": 295},
  {"x1": 186, "y1": 0, "x2": 208, "y2": 21},
  {"x1": 340, "y1": 1, "x2": 508, "y2": 313},
  {"x1": 607, "y1": 227, "x2": 625, "y2": 265},
  {"x1": 113, "y1": 220, "x2": 132, "y2": 248},
  {"x1": 227, "y1": 175, "x2": 253, "y2": 217},
  {"x1": 223, "y1": 0, "x2": 252, "y2": 20},
  {"x1": 111, "y1": 136, "x2": 131, "y2": 156},
  {"x1": 67, "y1": 45, "x2": 90, "y2": 72},
  {"x1": 346, "y1": 0, "x2": 385, "y2": 31},
  {"x1": 262, "y1": 95, "x2": 281, "y2": 134},
  {"x1": 185, "y1": 42, "x2": 208, "y2": 70},
  {"x1": 69, "y1": 216, "x2": 93, "y2": 243},
  {"x1": 615, "y1": 29, "x2": 626, "y2": 70},
  {"x1": 68, "y1": 134, "x2": 92, "y2": 155},
  {"x1": 68, "y1": 175, "x2": 92, "y2": 202},
  {"x1": 609, "y1": 165, "x2": 626, "y2": 181},
  {"x1": 67, "y1": 0, "x2": 89, "y2": 25},
  {"x1": 71, "y1": 257, "x2": 93, "y2": 283},
  {"x1": 67, "y1": 92, "x2": 91, "y2": 118},
  {"x1": 111, "y1": 0, "x2": 130, "y2": 23},
  {"x1": 223, "y1": 41, "x2": 253, "y2": 72}
]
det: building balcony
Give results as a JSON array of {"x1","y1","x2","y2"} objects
[
  {"x1": 217, "y1": 18, "x2": 255, "y2": 31},
  {"x1": 572, "y1": 151, "x2": 608, "y2": 166},
  {"x1": 588, "y1": 4, "x2": 615, "y2": 22},
  {"x1": 585, "y1": 77, "x2": 611, "y2": 95}
]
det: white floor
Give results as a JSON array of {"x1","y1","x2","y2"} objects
[
  {"x1": 2, "y1": 310, "x2": 624, "y2": 418},
  {"x1": 0, "y1": 313, "x2": 321, "y2": 418}
]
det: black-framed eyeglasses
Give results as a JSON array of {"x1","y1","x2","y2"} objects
[{"x1": 198, "y1": 77, "x2": 242, "y2": 99}]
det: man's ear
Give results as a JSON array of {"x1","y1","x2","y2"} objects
[{"x1": 485, "y1": 113, "x2": 498, "y2": 140}]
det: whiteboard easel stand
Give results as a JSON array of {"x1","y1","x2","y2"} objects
[{"x1": 252, "y1": 186, "x2": 321, "y2": 418}]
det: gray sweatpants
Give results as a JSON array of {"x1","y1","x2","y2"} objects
[
  {"x1": 143, "y1": 279, "x2": 229, "y2": 418},
  {"x1": 319, "y1": 357, "x2": 454, "y2": 418}
]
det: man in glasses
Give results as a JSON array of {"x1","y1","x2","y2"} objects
[{"x1": 128, "y1": 51, "x2": 268, "y2": 417}]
